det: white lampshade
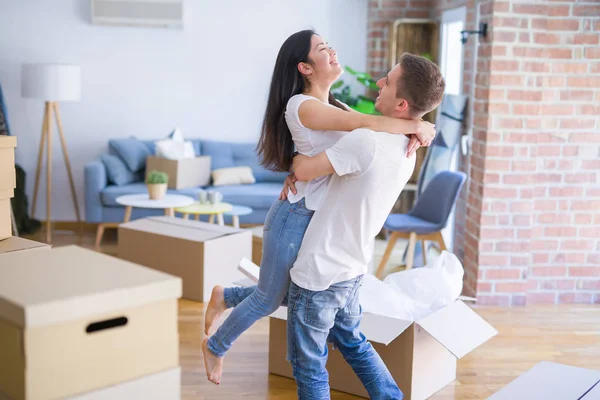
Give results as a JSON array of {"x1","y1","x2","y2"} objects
[{"x1": 21, "y1": 63, "x2": 81, "y2": 101}]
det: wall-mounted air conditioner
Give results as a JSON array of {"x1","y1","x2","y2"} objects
[{"x1": 91, "y1": 0, "x2": 184, "y2": 29}]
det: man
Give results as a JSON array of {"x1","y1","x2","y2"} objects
[{"x1": 287, "y1": 52, "x2": 445, "y2": 399}]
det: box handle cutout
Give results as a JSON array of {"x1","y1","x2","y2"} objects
[{"x1": 86, "y1": 317, "x2": 128, "y2": 333}]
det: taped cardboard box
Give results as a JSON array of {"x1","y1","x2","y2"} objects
[
  {"x1": 0, "y1": 246, "x2": 181, "y2": 400},
  {"x1": 146, "y1": 155, "x2": 211, "y2": 189},
  {"x1": 118, "y1": 216, "x2": 251, "y2": 302},
  {"x1": 269, "y1": 301, "x2": 497, "y2": 400},
  {"x1": 0, "y1": 190, "x2": 12, "y2": 241},
  {"x1": 0, "y1": 236, "x2": 50, "y2": 256},
  {"x1": 0, "y1": 136, "x2": 17, "y2": 191},
  {"x1": 489, "y1": 361, "x2": 600, "y2": 400}
]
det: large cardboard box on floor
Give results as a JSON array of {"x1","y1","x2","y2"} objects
[
  {"x1": 489, "y1": 361, "x2": 600, "y2": 400},
  {"x1": 146, "y1": 155, "x2": 211, "y2": 189},
  {"x1": 269, "y1": 301, "x2": 497, "y2": 400},
  {"x1": 0, "y1": 136, "x2": 17, "y2": 191},
  {"x1": 0, "y1": 246, "x2": 181, "y2": 400},
  {"x1": 0, "y1": 190, "x2": 13, "y2": 240},
  {"x1": 0, "y1": 236, "x2": 50, "y2": 256},
  {"x1": 118, "y1": 216, "x2": 252, "y2": 302}
]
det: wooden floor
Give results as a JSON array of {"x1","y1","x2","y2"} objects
[{"x1": 24, "y1": 227, "x2": 600, "y2": 399}]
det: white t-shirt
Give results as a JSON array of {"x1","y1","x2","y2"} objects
[
  {"x1": 285, "y1": 94, "x2": 348, "y2": 211},
  {"x1": 290, "y1": 129, "x2": 415, "y2": 291}
]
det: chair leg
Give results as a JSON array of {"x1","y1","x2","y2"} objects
[
  {"x1": 405, "y1": 232, "x2": 418, "y2": 270},
  {"x1": 376, "y1": 232, "x2": 400, "y2": 279},
  {"x1": 421, "y1": 240, "x2": 427, "y2": 265},
  {"x1": 436, "y1": 231, "x2": 447, "y2": 251}
]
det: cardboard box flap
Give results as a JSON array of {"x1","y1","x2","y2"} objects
[
  {"x1": 417, "y1": 300, "x2": 498, "y2": 359},
  {"x1": 0, "y1": 236, "x2": 49, "y2": 254},
  {"x1": 270, "y1": 306, "x2": 288, "y2": 321},
  {"x1": 0, "y1": 245, "x2": 181, "y2": 328},
  {"x1": 489, "y1": 361, "x2": 600, "y2": 400},
  {"x1": 360, "y1": 312, "x2": 414, "y2": 345},
  {"x1": 121, "y1": 216, "x2": 243, "y2": 242},
  {"x1": 0, "y1": 136, "x2": 17, "y2": 148}
]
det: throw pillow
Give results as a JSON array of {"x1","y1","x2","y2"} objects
[
  {"x1": 100, "y1": 154, "x2": 140, "y2": 186},
  {"x1": 211, "y1": 166, "x2": 256, "y2": 186},
  {"x1": 108, "y1": 137, "x2": 150, "y2": 172}
]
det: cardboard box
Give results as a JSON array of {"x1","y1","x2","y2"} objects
[
  {"x1": 489, "y1": 361, "x2": 600, "y2": 400},
  {"x1": 118, "y1": 216, "x2": 252, "y2": 302},
  {"x1": 0, "y1": 236, "x2": 50, "y2": 256},
  {"x1": 146, "y1": 155, "x2": 211, "y2": 189},
  {"x1": 0, "y1": 189, "x2": 13, "y2": 241},
  {"x1": 66, "y1": 367, "x2": 181, "y2": 400},
  {"x1": 249, "y1": 226, "x2": 263, "y2": 266},
  {"x1": 0, "y1": 136, "x2": 17, "y2": 191},
  {"x1": 268, "y1": 301, "x2": 497, "y2": 400},
  {"x1": 0, "y1": 246, "x2": 181, "y2": 400}
]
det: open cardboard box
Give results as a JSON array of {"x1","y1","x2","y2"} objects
[
  {"x1": 0, "y1": 246, "x2": 181, "y2": 400},
  {"x1": 146, "y1": 155, "x2": 211, "y2": 189},
  {"x1": 489, "y1": 361, "x2": 600, "y2": 400},
  {"x1": 0, "y1": 236, "x2": 50, "y2": 256},
  {"x1": 119, "y1": 216, "x2": 251, "y2": 302},
  {"x1": 237, "y1": 258, "x2": 497, "y2": 400}
]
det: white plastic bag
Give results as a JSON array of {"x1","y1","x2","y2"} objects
[
  {"x1": 361, "y1": 251, "x2": 464, "y2": 321},
  {"x1": 154, "y1": 127, "x2": 196, "y2": 160}
]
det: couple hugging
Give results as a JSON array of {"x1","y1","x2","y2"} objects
[{"x1": 203, "y1": 29, "x2": 445, "y2": 400}]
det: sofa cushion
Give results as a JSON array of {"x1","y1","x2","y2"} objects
[
  {"x1": 201, "y1": 183, "x2": 282, "y2": 210},
  {"x1": 108, "y1": 137, "x2": 151, "y2": 172},
  {"x1": 200, "y1": 140, "x2": 287, "y2": 183},
  {"x1": 100, "y1": 154, "x2": 140, "y2": 186}
]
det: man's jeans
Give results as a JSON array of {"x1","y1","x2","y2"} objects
[
  {"x1": 207, "y1": 198, "x2": 314, "y2": 357},
  {"x1": 287, "y1": 275, "x2": 403, "y2": 400}
]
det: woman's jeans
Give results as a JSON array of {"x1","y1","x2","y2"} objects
[{"x1": 207, "y1": 198, "x2": 314, "y2": 357}]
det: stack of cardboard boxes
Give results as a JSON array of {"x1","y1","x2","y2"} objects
[
  {"x1": 0, "y1": 246, "x2": 182, "y2": 400},
  {"x1": 0, "y1": 136, "x2": 17, "y2": 243}
]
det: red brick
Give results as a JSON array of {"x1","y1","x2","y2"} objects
[
  {"x1": 512, "y1": 47, "x2": 543, "y2": 58},
  {"x1": 568, "y1": 76, "x2": 600, "y2": 88},
  {"x1": 507, "y1": 90, "x2": 542, "y2": 101},
  {"x1": 477, "y1": 295, "x2": 510, "y2": 306},
  {"x1": 572, "y1": 200, "x2": 600, "y2": 210},
  {"x1": 585, "y1": 47, "x2": 600, "y2": 59},
  {"x1": 523, "y1": 62, "x2": 551, "y2": 73},
  {"x1": 547, "y1": 19, "x2": 580, "y2": 31},
  {"x1": 479, "y1": 254, "x2": 510, "y2": 267},
  {"x1": 512, "y1": 104, "x2": 540, "y2": 116},
  {"x1": 542, "y1": 104, "x2": 575, "y2": 115},
  {"x1": 570, "y1": 133, "x2": 600, "y2": 143},
  {"x1": 512, "y1": 160, "x2": 537, "y2": 172},
  {"x1": 494, "y1": 16, "x2": 528, "y2": 29},
  {"x1": 511, "y1": 255, "x2": 530, "y2": 267},
  {"x1": 552, "y1": 63, "x2": 589, "y2": 74},
  {"x1": 510, "y1": 201, "x2": 532, "y2": 213},
  {"x1": 559, "y1": 293, "x2": 594, "y2": 304},
  {"x1": 496, "y1": 241, "x2": 529, "y2": 253},
  {"x1": 573, "y1": 5, "x2": 600, "y2": 17},
  {"x1": 519, "y1": 32, "x2": 531, "y2": 43},
  {"x1": 511, "y1": 295, "x2": 526, "y2": 306},
  {"x1": 503, "y1": 174, "x2": 534, "y2": 185},
  {"x1": 548, "y1": 4, "x2": 571, "y2": 17},
  {"x1": 562, "y1": 240, "x2": 595, "y2": 251},
  {"x1": 580, "y1": 226, "x2": 600, "y2": 238},
  {"x1": 534, "y1": 199, "x2": 557, "y2": 211},
  {"x1": 580, "y1": 280, "x2": 600, "y2": 290},
  {"x1": 489, "y1": 74, "x2": 524, "y2": 86},
  {"x1": 537, "y1": 76, "x2": 565, "y2": 87},
  {"x1": 586, "y1": 187, "x2": 600, "y2": 196},
  {"x1": 495, "y1": 118, "x2": 524, "y2": 129},
  {"x1": 549, "y1": 187, "x2": 584, "y2": 197},
  {"x1": 532, "y1": 267, "x2": 566, "y2": 277},
  {"x1": 560, "y1": 90, "x2": 594, "y2": 102},
  {"x1": 574, "y1": 213, "x2": 594, "y2": 224},
  {"x1": 574, "y1": 34, "x2": 600, "y2": 45},
  {"x1": 537, "y1": 213, "x2": 571, "y2": 224},
  {"x1": 534, "y1": 33, "x2": 561, "y2": 45},
  {"x1": 512, "y1": 4, "x2": 545, "y2": 15},
  {"x1": 406, "y1": 9, "x2": 430, "y2": 18},
  {"x1": 588, "y1": 253, "x2": 600, "y2": 265},
  {"x1": 517, "y1": 229, "x2": 531, "y2": 240},
  {"x1": 527, "y1": 292, "x2": 557, "y2": 304},
  {"x1": 477, "y1": 282, "x2": 493, "y2": 293},
  {"x1": 569, "y1": 267, "x2": 600, "y2": 277},
  {"x1": 533, "y1": 253, "x2": 549, "y2": 264},
  {"x1": 565, "y1": 173, "x2": 596, "y2": 184},
  {"x1": 495, "y1": 282, "x2": 527, "y2": 293},
  {"x1": 546, "y1": 48, "x2": 574, "y2": 59},
  {"x1": 484, "y1": 267, "x2": 523, "y2": 281},
  {"x1": 591, "y1": 63, "x2": 600, "y2": 73},
  {"x1": 564, "y1": 117, "x2": 595, "y2": 129},
  {"x1": 520, "y1": 187, "x2": 534, "y2": 199},
  {"x1": 493, "y1": 31, "x2": 517, "y2": 43},
  {"x1": 582, "y1": 160, "x2": 600, "y2": 170},
  {"x1": 491, "y1": 59, "x2": 520, "y2": 72},
  {"x1": 544, "y1": 226, "x2": 578, "y2": 237},
  {"x1": 579, "y1": 104, "x2": 600, "y2": 115},
  {"x1": 539, "y1": 280, "x2": 576, "y2": 291}
]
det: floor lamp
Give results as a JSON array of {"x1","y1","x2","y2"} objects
[{"x1": 21, "y1": 63, "x2": 82, "y2": 244}]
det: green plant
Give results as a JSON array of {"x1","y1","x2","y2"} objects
[
  {"x1": 332, "y1": 66, "x2": 380, "y2": 115},
  {"x1": 146, "y1": 170, "x2": 168, "y2": 184}
]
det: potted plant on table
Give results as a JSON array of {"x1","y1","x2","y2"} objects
[{"x1": 146, "y1": 170, "x2": 168, "y2": 200}]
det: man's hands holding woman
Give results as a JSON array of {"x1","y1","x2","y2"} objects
[{"x1": 406, "y1": 119, "x2": 436, "y2": 158}]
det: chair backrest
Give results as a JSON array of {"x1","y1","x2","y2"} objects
[{"x1": 408, "y1": 171, "x2": 466, "y2": 229}]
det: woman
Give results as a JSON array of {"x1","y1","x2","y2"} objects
[{"x1": 202, "y1": 29, "x2": 435, "y2": 384}]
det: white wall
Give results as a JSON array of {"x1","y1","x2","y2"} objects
[{"x1": 0, "y1": 0, "x2": 368, "y2": 220}]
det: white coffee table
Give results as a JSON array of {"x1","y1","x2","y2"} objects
[{"x1": 95, "y1": 193, "x2": 194, "y2": 249}]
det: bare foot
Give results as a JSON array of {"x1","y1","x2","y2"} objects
[
  {"x1": 202, "y1": 337, "x2": 224, "y2": 385},
  {"x1": 205, "y1": 285, "x2": 227, "y2": 335}
]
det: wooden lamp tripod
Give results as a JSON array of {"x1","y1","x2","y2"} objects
[{"x1": 22, "y1": 64, "x2": 82, "y2": 243}]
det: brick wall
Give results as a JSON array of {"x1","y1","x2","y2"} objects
[{"x1": 369, "y1": 0, "x2": 600, "y2": 304}]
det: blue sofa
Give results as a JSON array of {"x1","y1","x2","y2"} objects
[{"x1": 84, "y1": 138, "x2": 287, "y2": 226}]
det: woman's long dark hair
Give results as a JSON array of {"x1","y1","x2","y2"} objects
[{"x1": 257, "y1": 29, "x2": 347, "y2": 172}]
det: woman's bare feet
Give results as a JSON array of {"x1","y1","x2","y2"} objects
[
  {"x1": 205, "y1": 285, "x2": 226, "y2": 335},
  {"x1": 202, "y1": 337, "x2": 224, "y2": 385}
]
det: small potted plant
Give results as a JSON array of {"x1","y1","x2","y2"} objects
[{"x1": 146, "y1": 170, "x2": 168, "y2": 200}]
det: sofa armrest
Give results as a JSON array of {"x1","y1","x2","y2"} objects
[{"x1": 84, "y1": 160, "x2": 108, "y2": 223}]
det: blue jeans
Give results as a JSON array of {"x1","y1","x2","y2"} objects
[
  {"x1": 207, "y1": 198, "x2": 314, "y2": 357},
  {"x1": 287, "y1": 276, "x2": 403, "y2": 400}
]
